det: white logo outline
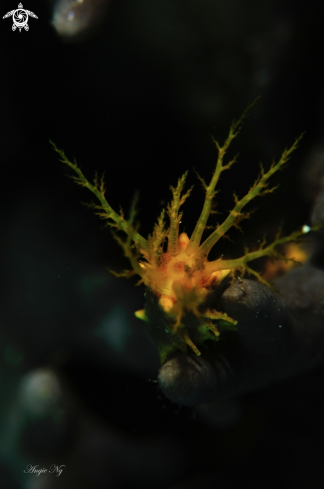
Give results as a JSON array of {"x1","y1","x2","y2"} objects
[{"x1": 3, "y1": 3, "x2": 38, "y2": 32}]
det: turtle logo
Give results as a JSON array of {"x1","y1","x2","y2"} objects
[{"x1": 3, "y1": 3, "x2": 38, "y2": 32}]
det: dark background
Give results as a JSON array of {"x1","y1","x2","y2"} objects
[{"x1": 1, "y1": 0, "x2": 324, "y2": 487}]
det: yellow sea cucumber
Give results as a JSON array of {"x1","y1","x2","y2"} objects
[{"x1": 51, "y1": 104, "x2": 321, "y2": 362}]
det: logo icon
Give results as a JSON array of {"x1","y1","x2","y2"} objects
[{"x1": 3, "y1": 3, "x2": 38, "y2": 32}]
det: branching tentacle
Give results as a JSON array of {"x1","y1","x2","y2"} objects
[
  {"x1": 197, "y1": 134, "x2": 304, "y2": 258},
  {"x1": 167, "y1": 171, "x2": 193, "y2": 255},
  {"x1": 187, "y1": 98, "x2": 259, "y2": 254},
  {"x1": 50, "y1": 141, "x2": 148, "y2": 253},
  {"x1": 205, "y1": 223, "x2": 323, "y2": 279}
]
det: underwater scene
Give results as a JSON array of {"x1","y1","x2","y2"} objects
[{"x1": 1, "y1": 0, "x2": 324, "y2": 488}]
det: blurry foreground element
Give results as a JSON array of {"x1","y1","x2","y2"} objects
[
  {"x1": 13, "y1": 369, "x2": 188, "y2": 489},
  {"x1": 18, "y1": 369, "x2": 62, "y2": 418},
  {"x1": 51, "y1": 0, "x2": 109, "y2": 38},
  {"x1": 17, "y1": 369, "x2": 74, "y2": 460}
]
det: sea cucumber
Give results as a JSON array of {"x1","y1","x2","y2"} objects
[{"x1": 51, "y1": 103, "x2": 321, "y2": 362}]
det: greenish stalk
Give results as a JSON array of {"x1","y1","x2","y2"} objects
[
  {"x1": 205, "y1": 223, "x2": 323, "y2": 284},
  {"x1": 50, "y1": 141, "x2": 148, "y2": 252},
  {"x1": 167, "y1": 172, "x2": 192, "y2": 255},
  {"x1": 198, "y1": 134, "x2": 304, "y2": 258},
  {"x1": 186, "y1": 98, "x2": 259, "y2": 254}
]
